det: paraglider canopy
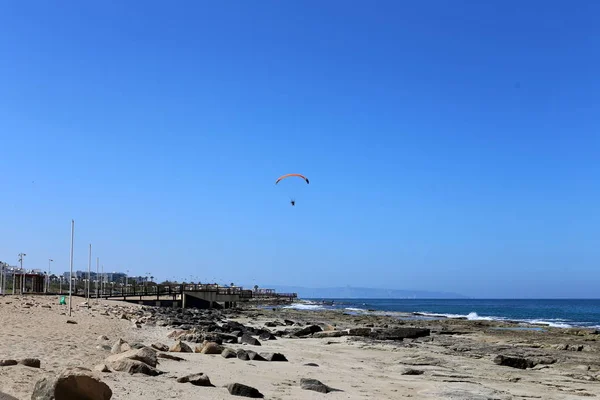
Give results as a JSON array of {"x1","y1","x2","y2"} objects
[{"x1": 275, "y1": 173, "x2": 309, "y2": 185}]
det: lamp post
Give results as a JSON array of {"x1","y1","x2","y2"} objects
[
  {"x1": 47, "y1": 259, "x2": 54, "y2": 293},
  {"x1": 18, "y1": 253, "x2": 26, "y2": 294}
]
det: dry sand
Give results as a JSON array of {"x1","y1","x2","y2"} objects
[{"x1": 1, "y1": 295, "x2": 600, "y2": 399}]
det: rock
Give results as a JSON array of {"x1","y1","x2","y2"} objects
[
  {"x1": 246, "y1": 351, "x2": 266, "y2": 361},
  {"x1": 300, "y1": 378, "x2": 339, "y2": 393},
  {"x1": 119, "y1": 314, "x2": 129, "y2": 320},
  {"x1": 109, "y1": 359, "x2": 162, "y2": 376},
  {"x1": 19, "y1": 358, "x2": 41, "y2": 368},
  {"x1": 230, "y1": 330, "x2": 243, "y2": 338},
  {"x1": 401, "y1": 368, "x2": 424, "y2": 375},
  {"x1": 284, "y1": 319, "x2": 294, "y2": 326},
  {"x1": 258, "y1": 332, "x2": 276, "y2": 341},
  {"x1": 167, "y1": 330, "x2": 188, "y2": 339},
  {"x1": 237, "y1": 349, "x2": 250, "y2": 361},
  {"x1": 260, "y1": 352, "x2": 288, "y2": 362},
  {"x1": 31, "y1": 367, "x2": 112, "y2": 400},
  {"x1": 226, "y1": 383, "x2": 264, "y2": 398},
  {"x1": 110, "y1": 339, "x2": 131, "y2": 354},
  {"x1": 552, "y1": 344, "x2": 568, "y2": 350},
  {"x1": 176, "y1": 373, "x2": 213, "y2": 386},
  {"x1": 239, "y1": 334, "x2": 261, "y2": 346},
  {"x1": 170, "y1": 340, "x2": 193, "y2": 353},
  {"x1": 569, "y1": 344, "x2": 584, "y2": 351},
  {"x1": 493, "y1": 355, "x2": 535, "y2": 369},
  {"x1": 66, "y1": 320, "x2": 77, "y2": 324},
  {"x1": 313, "y1": 331, "x2": 347, "y2": 338},
  {"x1": 94, "y1": 364, "x2": 111, "y2": 373},
  {"x1": 98, "y1": 335, "x2": 109, "y2": 341},
  {"x1": 158, "y1": 353, "x2": 185, "y2": 361},
  {"x1": 106, "y1": 347, "x2": 157, "y2": 368},
  {"x1": 198, "y1": 342, "x2": 224, "y2": 355},
  {"x1": 293, "y1": 325, "x2": 323, "y2": 337},
  {"x1": 264, "y1": 321, "x2": 277, "y2": 327},
  {"x1": 0, "y1": 360, "x2": 18, "y2": 366},
  {"x1": 347, "y1": 327, "x2": 373, "y2": 336},
  {"x1": 151, "y1": 343, "x2": 169, "y2": 352},
  {"x1": 222, "y1": 348, "x2": 237, "y2": 359},
  {"x1": 130, "y1": 343, "x2": 145, "y2": 350},
  {"x1": 96, "y1": 345, "x2": 112, "y2": 351},
  {"x1": 371, "y1": 328, "x2": 430, "y2": 340},
  {"x1": 304, "y1": 363, "x2": 319, "y2": 367},
  {"x1": 0, "y1": 391, "x2": 18, "y2": 400}
]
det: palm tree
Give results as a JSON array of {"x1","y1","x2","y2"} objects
[{"x1": 254, "y1": 285, "x2": 259, "y2": 292}]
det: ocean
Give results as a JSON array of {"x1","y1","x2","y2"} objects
[{"x1": 283, "y1": 299, "x2": 600, "y2": 329}]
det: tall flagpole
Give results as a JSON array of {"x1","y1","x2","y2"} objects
[{"x1": 69, "y1": 220, "x2": 74, "y2": 317}]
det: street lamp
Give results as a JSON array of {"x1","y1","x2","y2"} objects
[
  {"x1": 18, "y1": 253, "x2": 26, "y2": 294},
  {"x1": 47, "y1": 259, "x2": 54, "y2": 293}
]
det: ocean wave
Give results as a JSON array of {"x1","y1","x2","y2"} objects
[
  {"x1": 345, "y1": 307, "x2": 366, "y2": 312},
  {"x1": 283, "y1": 304, "x2": 325, "y2": 310},
  {"x1": 415, "y1": 311, "x2": 574, "y2": 328}
]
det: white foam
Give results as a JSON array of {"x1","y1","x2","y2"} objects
[
  {"x1": 283, "y1": 304, "x2": 324, "y2": 310},
  {"x1": 345, "y1": 307, "x2": 366, "y2": 312}
]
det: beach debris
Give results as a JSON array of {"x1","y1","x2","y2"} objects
[
  {"x1": 177, "y1": 373, "x2": 214, "y2": 386},
  {"x1": 293, "y1": 325, "x2": 322, "y2": 337},
  {"x1": 19, "y1": 358, "x2": 41, "y2": 368},
  {"x1": 226, "y1": 383, "x2": 264, "y2": 398},
  {"x1": 0, "y1": 360, "x2": 18, "y2": 367},
  {"x1": 401, "y1": 368, "x2": 425, "y2": 375},
  {"x1": 300, "y1": 378, "x2": 340, "y2": 393},
  {"x1": 493, "y1": 355, "x2": 535, "y2": 369},
  {"x1": 222, "y1": 348, "x2": 237, "y2": 359},
  {"x1": 109, "y1": 359, "x2": 162, "y2": 376},
  {"x1": 170, "y1": 340, "x2": 193, "y2": 353},
  {"x1": 240, "y1": 334, "x2": 261, "y2": 346},
  {"x1": 151, "y1": 343, "x2": 169, "y2": 352},
  {"x1": 110, "y1": 338, "x2": 131, "y2": 354},
  {"x1": 32, "y1": 367, "x2": 112, "y2": 400},
  {"x1": 94, "y1": 364, "x2": 111, "y2": 373},
  {"x1": 158, "y1": 353, "x2": 185, "y2": 361},
  {"x1": 371, "y1": 327, "x2": 430, "y2": 340},
  {"x1": 259, "y1": 352, "x2": 288, "y2": 362}
]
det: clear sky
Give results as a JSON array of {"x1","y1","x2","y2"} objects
[{"x1": 1, "y1": 1, "x2": 598, "y2": 298}]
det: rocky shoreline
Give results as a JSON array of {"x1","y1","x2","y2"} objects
[{"x1": 2, "y1": 296, "x2": 600, "y2": 399}]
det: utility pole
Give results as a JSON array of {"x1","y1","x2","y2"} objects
[
  {"x1": 87, "y1": 244, "x2": 92, "y2": 301},
  {"x1": 69, "y1": 220, "x2": 74, "y2": 317},
  {"x1": 96, "y1": 257, "x2": 99, "y2": 299},
  {"x1": 18, "y1": 253, "x2": 26, "y2": 294}
]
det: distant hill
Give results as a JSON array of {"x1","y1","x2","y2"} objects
[{"x1": 255, "y1": 285, "x2": 467, "y2": 299}]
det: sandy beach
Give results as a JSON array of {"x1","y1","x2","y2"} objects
[{"x1": 2, "y1": 295, "x2": 600, "y2": 399}]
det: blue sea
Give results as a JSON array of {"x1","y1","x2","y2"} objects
[{"x1": 283, "y1": 299, "x2": 600, "y2": 329}]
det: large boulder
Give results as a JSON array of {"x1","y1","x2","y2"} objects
[
  {"x1": 19, "y1": 358, "x2": 41, "y2": 368},
  {"x1": 347, "y1": 328, "x2": 372, "y2": 337},
  {"x1": 151, "y1": 343, "x2": 169, "y2": 352},
  {"x1": 293, "y1": 325, "x2": 322, "y2": 337},
  {"x1": 170, "y1": 340, "x2": 193, "y2": 353},
  {"x1": 222, "y1": 348, "x2": 237, "y2": 359},
  {"x1": 31, "y1": 367, "x2": 112, "y2": 400},
  {"x1": 106, "y1": 347, "x2": 157, "y2": 368},
  {"x1": 0, "y1": 392, "x2": 18, "y2": 400},
  {"x1": 260, "y1": 353, "x2": 288, "y2": 362},
  {"x1": 313, "y1": 331, "x2": 347, "y2": 339},
  {"x1": 226, "y1": 383, "x2": 264, "y2": 398},
  {"x1": 109, "y1": 359, "x2": 162, "y2": 376},
  {"x1": 239, "y1": 334, "x2": 261, "y2": 346},
  {"x1": 197, "y1": 342, "x2": 224, "y2": 355}
]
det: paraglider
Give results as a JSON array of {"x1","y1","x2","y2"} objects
[{"x1": 275, "y1": 173, "x2": 309, "y2": 206}]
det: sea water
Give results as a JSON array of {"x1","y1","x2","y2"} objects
[{"x1": 283, "y1": 299, "x2": 600, "y2": 328}]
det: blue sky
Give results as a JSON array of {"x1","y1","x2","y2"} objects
[{"x1": 0, "y1": 1, "x2": 598, "y2": 298}]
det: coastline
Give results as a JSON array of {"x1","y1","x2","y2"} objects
[{"x1": 2, "y1": 295, "x2": 600, "y2": 399}]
